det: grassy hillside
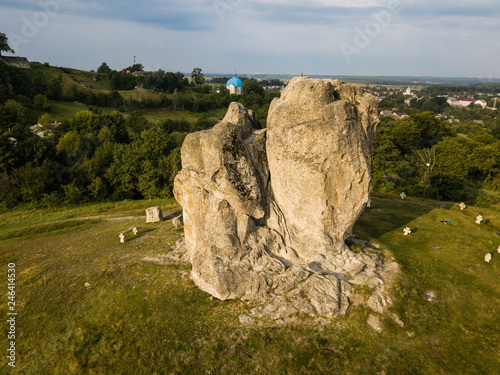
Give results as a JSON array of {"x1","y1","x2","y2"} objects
[
  {"x1": 28, "y1": 62, "x2": 110, "y2": 91},
  {"x1": 28, "y1": 62, "x2": 228, "y2": 124},
  {"x1": 0, "y1": 193, "x2": 499, "y2": 374},
  {"x1": 51, "y1": 100, "x2": 226, "y2": 125}
]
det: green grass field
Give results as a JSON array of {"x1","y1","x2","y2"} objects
[
  {"x1": 1, "y1": 193, "x2": 499, "y2": 374},
  {"x1": 51, "y1": 101, "x2": 227, "y2": 126}
]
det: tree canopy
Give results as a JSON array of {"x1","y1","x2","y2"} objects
[
  {"x1": 0, "y1": 32, "x2": 14, "y2": 56},
  {"x1": 191, "y1": 67, "x2": 205, "y2": 86}
]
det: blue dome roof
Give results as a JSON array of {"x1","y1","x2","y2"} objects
[{"x1": 226, "y1": 73, "x2": 243, "y2": 88}]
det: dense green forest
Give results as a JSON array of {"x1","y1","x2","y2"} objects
[
  {"x1": 0, "y1": 59, "x2": 499, "y2": 209},
  {"x1": 0, "y1": 60, "x2": 278, "y2": 208},
  {"x1": 372, "y1": 112, "x2": 500, "y2": 203}
]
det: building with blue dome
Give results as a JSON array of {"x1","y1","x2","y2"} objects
[{"x1": 226, "y1": 73, "x2": 243, "y2": 95}]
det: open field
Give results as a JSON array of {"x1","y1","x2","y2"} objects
[
  {"x1": 1, "y1": 193, "x2": 499, "y2": 374},
  {"x1": 51, "y1": 101, "x2": 115, "y2": 119},
  {"x1": 51, "y1": 101, "x2": 227, "y2": 125}
]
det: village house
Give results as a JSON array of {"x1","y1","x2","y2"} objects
[
  {"x1": 447, "y1": 97, "x2": 486, "y2": 108},
  {"x1": 29, "y1": 121, "x2": 61, "y2": 138},
  {"x1": 474, "y1": 99, "x2": 488, "y2": 109}
]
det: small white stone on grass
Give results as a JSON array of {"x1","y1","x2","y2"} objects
[
  {"x1": 403, "y1": 227, "x2": 412, "y2": 236},
  {"x1": 400, "y1": 192, "x2": 407, "y2": 199},
  {"x1": 367, "y1": 314, "x2": 383, "y2": 333},
  {"x1": 424, "y1": 290, "x2": 437, "y2": 302},
  {"x1": 239, "y1": 315, "x2": 254, "y2": 324},
  {"x1": 460, "y1": 202, "x2": 466, "y2": 211},
  {"x1": 84, "y1": 282, "x2": 91, "y2": 289},
  {"x1": 475, "y1": 215, "x2": 483, "y2": 224},
  {"x1": 485, "y1": 253, "x2": 492, "y2": 263},
  {"x1": 497, "y1": 246, "x2": 500, "y2": 254},
  {"x1": 391, "y1": 313, "x2": 405, "y2": 328}
]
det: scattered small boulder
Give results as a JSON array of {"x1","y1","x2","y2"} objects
[
  {"x1": 423, "y1": 290, "x2": 437, "y2": 303},
  {"x1": 84, "y1": 282, "x2": 91, "y2": 289},
  {"x1": 367, "y1": 287, "x2": 393, "y2": 314},
  {"x1": 484, "y1": 253, "x2": 492, "y2": 263},
  {"x1": 239, "y1": 315, "x2": 255, "y2": 324},
  {"x1": 367, "y1": 314, "x2": 383, "y2": 332},
  {"x1": 391, "y1": 313, "x2": 405, "y2": 328},
  {"x1": 172, "y1": 215, "x2": 184, "y2": 229}
]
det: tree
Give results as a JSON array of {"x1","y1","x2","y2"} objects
[
  {"x1": 47, "y1": 76, "x2": 63, "y2": 100},
  {"x1": 0, "y1": 33, "x2": 14, "y2": 57},
  {"x1": 415, "y1": 148, "x2": 436, "y2": 200},
  {"x1": 191, "y1": 68, "x2": 205, "y2": 86},
  {"x1": 97, "y1": 62, "x2": 111, "y2": 74},
  {"x1": 172, "y1": 88, "x2": 181, "y2": 111},
  {"x1": 130, "y1": 64, "x2": 144, "y2": 73},
  {"x1": 34, "y1": 94, "x2": 51, "y2": 112}
]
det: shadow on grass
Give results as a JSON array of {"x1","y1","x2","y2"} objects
[
  {"x1": 119, "y1": 226, "x2": 157, "y2": 244},
  {"x1": 163, "y1": 210, "x2": 182, "y2": 220},
  {"x1": 0, "y1": 219, "x2": 104, "y2": 242},
  {"x1": 354, "y1": 192, "x2": 437, "y2": 240}
]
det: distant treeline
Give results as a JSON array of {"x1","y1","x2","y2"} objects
[
  {"x1": 1, "y1": 60, "x2": 500, "y2": 208},
  {"x1": 421, "y1": 83, "x2": 500, "y2": 96}
]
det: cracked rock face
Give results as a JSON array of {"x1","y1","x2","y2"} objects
[{"x1": 173, "y1": 77, "x2": 384, "y2": 319}]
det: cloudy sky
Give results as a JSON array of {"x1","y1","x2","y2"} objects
[{"x1": 0, "y1": 0, "x2": 499, "y2": 78}]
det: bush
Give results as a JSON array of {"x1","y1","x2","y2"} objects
[
  {"x1": 429, "y1": 174, "x2": 476, "y2": 202},
  {"x1": 62, "y1": 182, "x2": 85, "y2": 204}
]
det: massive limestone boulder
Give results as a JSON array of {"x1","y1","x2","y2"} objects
[
  {"x1": 173, "y1": 77, "x2": 384, "y2": 319},
  {"x1": 266, "y1": 78, "x2": 379, "y2": 259}
]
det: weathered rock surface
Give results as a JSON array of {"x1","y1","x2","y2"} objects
[
  {"x1": 173, "y1": 77, "x2": 390, "y2": 320},
  {"x1": 266, "y1": 78, "x2": 378, "y2": 258},
  {"x1": 367, "y1": 314, "x2": 383, "y2": 333}
]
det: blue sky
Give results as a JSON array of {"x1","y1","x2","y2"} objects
[{"x1": 0, "y1": 0, "x2": 499, "y2": 78}]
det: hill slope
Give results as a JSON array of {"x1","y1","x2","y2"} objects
[{"x1": 0, "y1": 193, "x2": 499, "y2": 374}]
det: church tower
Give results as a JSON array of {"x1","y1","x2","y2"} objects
[{"x1": 226, "y1": 73, "x2": 243, "y2": 95}]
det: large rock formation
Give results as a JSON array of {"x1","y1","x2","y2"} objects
[
  {"x1": 173, "y1": 77, "x2": 389, "y2": 319},
  {"x1": 266, "y1": 78, "x2": 378, "y2": 259}
]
